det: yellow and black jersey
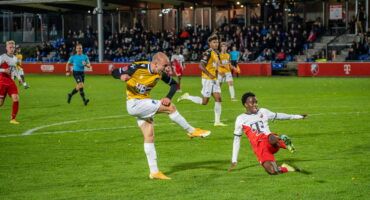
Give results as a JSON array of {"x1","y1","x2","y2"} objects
[
  {"x1": 200, "y1": 48, "x2": 220, "y2": 80},
  {"x1": 112, "y1": 61, "x2": 177, "y2": 100},
  {"x1": 218, "y1": 53, "x2": 231, "y2": 74},
  {"x1": 15, "y1": 53, "x2": 23, "y2": 70}
]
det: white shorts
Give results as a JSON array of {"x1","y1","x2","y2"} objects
[
  {"x1": 218, "y1": 72, "x2": 233, "y2": 83},
  {"x1": 126, "y1": 98, "x2": 161, "y2": 121},
  {"x1": 201, "y1": 78, "x2": 221, "y2": 98}
]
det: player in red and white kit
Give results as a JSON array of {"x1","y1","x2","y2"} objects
[
  {"x1": 0, "y1": 40, "x2": 22, "y2": 124},
  {"x1": 170, "y1": 49, "x2": 185, "y2": 92},
  {"x1": 229, "y1": 92, "x2": 307, "y2": 175}
]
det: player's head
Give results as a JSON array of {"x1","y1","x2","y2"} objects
[
  {"x1": 75, "y1": 44, "x2": 83, "y2": 54},
  {"x1": 232, "y1": 46, "x2": 237, "y2": 51},
  {"x1": 207, "y1": 34, "x2": 219, "y2": 50},
  {"x1": 152, "y1": 52, "x2": 170, "y2": 74},
  {"x1": 6, "y1": 40, "x2": 16, "y2": 55},
  {"x1": 241, "y1": 92, "x2": 258, "y2": 114},
  {"x1": 220, "y1": 42, "x2": 228, "y2": 53}
]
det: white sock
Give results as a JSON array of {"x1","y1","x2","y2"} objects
[
  {"x1": 214, "y1": 102, "x2": 221, "y2": 123},
  {"x1": 144, "y1": 143, "x2": 159, "y2": 174},
  {"x1": 169, "y1": 111, "x2": 195, "y2": 133},
  {"x1": 229, "y1": 85, "x2": 235, "y2": 99},
  {"x1": 186, "y1": 95, "x2": 202, "y2": 104}
]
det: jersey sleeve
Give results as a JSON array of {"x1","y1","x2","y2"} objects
[
  {"x1": 260, "y1": 108, "x2": 277, "y2": 120},
  {"x1": 67, "y1": 56, "x2": 73, "y2": 64},
  {"x1": 233, "y1": 116, "x2": 244, "y2": 136},
  {"x1": 111, "y1": 64, "x2": 136, "y2": 79},
  {"x1": 261, "y1": 108, "x2": 304, "y2": 120},
  {"x1": 201, "y1": 50, "x2": 211, "y2": 64}
]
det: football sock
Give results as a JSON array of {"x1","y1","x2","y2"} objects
[
  {"x1": 278, "y1": 140, "x2": 287, "y2": 149},
  {"x1": 186, "y1": 95, "x2": 202, "y2": 104},
  {"x1": 278, "y1": 167, "x2": 288, "y2": 173},
  {"x1": 214, "y1": 102, "x2": 222, "y2": 123},
  {"x1": 21, "y1": 75, "x2": 25, "y2": 82},
  {"x1": 144, "y1": 143, "x2": 159, "y2": 174},
  {"x1": 11, "y1": 101, "x2": 19, "y2": 120},
  {"x1": 229, "y1": 85, "x2": 235, "y2": 99},
  {"x1": 168, "y1": 110, "x2": 195, "y2": 133},
  {"x1": 70, "y1": 88, "x2": 78, "y2": 96},
  {"x1": 79, "y1": 88, "x2": 87, "y2": 101}
]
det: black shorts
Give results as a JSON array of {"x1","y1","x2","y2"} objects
[
  {"x1": 231, "y1": 60, "x2": 238, "y2": 67},
  {"x1": 73, "y1": 71, "x2": 85, "y2": 83}
]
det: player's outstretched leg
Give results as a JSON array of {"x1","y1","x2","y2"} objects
[
  {"x1": 163, "y1": 104, "x2": 211, "y2": 138},
  {"x1": 177, "y1": 92, "x2": 202, "y2": 104}
]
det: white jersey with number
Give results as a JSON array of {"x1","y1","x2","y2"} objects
[{"x1": 234, "y1": 108, "x2": 304, "y2": 136}]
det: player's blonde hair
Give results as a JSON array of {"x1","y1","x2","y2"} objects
[{"x1": 6, "y1": 40, "x2": 15, "y2": 46}]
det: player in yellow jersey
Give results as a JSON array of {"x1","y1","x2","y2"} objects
[
  {"x1": 14, "y1": 46, "x2": 30, "y2": 89},
  {"x1": 112, "y1": 52, "x2": 211, "y2": 180},
  {"x1": 218, "y1": 42, "x2": 237, "y2": 101},
  {"x1": 177, "y1": 34, "x2": 226, "y2": 126}
]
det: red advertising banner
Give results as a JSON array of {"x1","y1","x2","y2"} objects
[
  {"x1": 298, "y1": 62, "x2": 370, "y2": 77},
  {"x1": 22, "y1": 62, "x2": 272, "y2": 76}
]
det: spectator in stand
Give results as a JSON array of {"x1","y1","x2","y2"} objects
[
  {"x1": 275, "y1": 49, "x2": 286, "y2": 62},
  {"x1": 241, "y1": 48, "x2": 253, "y2": 62},
  {"x1": 356, "y1": 6, "x2": 366, "y2": 34}
]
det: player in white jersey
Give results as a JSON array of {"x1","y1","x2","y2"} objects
[
  {"x1": 170, "y1": 49, "x2": 185, "y2": 92},
  {"x1": 229, "y1": 92, "x2": 307, "y2": 175},
  {"x1": 0, "y1": 40, "x2": 23, "y2": 124}
]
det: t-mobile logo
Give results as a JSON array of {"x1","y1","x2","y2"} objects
[{"x1": 344, "y1": 64, "x2": 351, "y2": 75}]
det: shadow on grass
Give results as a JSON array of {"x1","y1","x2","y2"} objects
[{"x1": 166, "y1": 159, "x2": 258, "y2": 175}]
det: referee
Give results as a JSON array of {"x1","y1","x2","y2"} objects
[{"x1": 66, "y1": 44, "x2": 91, "y2": 105}]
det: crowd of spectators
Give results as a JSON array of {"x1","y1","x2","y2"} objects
[
  {"x1": 32, "y1": 13, "x2": 325, "y2": 63},
  {"x1": 346, "y1": 33, "x2": 370, "y2": 61}
]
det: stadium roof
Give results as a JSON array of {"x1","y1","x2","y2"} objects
[{"x1": 0, "y1": 0, "x2": 269, "y2": 13}]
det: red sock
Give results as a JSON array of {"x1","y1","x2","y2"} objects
[
  {"x1": 279, "y1": 167, "x2": 288, "y2": 173},
  {"x1": 278, "y1": 140, "x2": 287, "y2": 149},
  {"x1": 11, "y1": 101, "x2": 19, "y2": 120}
]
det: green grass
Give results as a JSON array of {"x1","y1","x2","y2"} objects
[{"x1": 1, "y1": 75, "x2": 370, "y2": 199}]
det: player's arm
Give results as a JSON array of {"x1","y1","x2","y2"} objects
[
  {"x1": 229, "y1": 118, "x2": 243, "y2": 172},
  {"x1": 0, "y1": 58, "x2": 10, "y2": 73},
  {"x1": 264, "y1": 108, "x2": 307, "y2": 120},
  {"x1": 65, "y1": 57, "x2": 73, "y2": 75},
  {"x1": 84, "y1": 57, "x2": 91, "y2": 68},
  {"x1": 160, "y1": 73, "x2": 178, "y2": 106},
  {"x1": 200, "y1": 50, "x2": 215, "y2": 79},
  {"x1": 111, "y1": 65, "x2": 135, "y2": 81}
]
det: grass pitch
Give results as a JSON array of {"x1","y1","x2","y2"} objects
[{"x1": 0, "y1": 75, "x2": 370, "y2": 199}]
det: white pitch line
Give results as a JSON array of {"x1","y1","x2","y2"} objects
[{"x1": 21, "y1": 114, "x2": 129, "y2": 136}]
